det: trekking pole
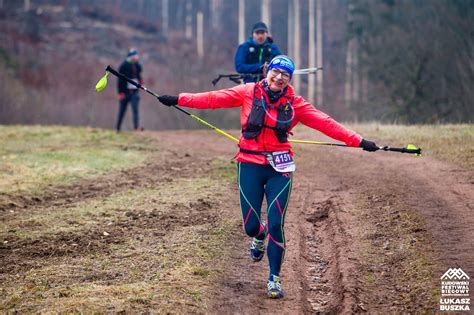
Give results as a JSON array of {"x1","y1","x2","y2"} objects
[
  {"x1": 96, "y1": 67, "x2": 422, "y2": 156},
  {"x1": 212, "y1": 67, "x2": 323, "y2": 85},
  {"x1": 212, "y1": 73, "x2": 261, "y2": 86},
  {"x1": 293, "y1": 67, "x2": 323, "y2": 74},
  {"x1": 290, "y1": 139, "x2": 421, "y2": 155},
  {"x1": 102, "y1": 66, "x2": 239, "y2": 143},
  {"x1": 212, "y1": 74, "x2": 244, "y2": 86}
]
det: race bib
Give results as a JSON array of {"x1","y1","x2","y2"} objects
[{"x1": 265, "y1": 151, "x2": 296, "y2": 173}]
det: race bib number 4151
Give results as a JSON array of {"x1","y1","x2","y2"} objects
[{"x1": 265, "y1": 151, "x2": 296, "y2": 173}]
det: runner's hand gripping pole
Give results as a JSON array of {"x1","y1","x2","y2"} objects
[
  {"x1": 96, "y1": 67, "x2": 422, "y2": 156},
  {"x1": 289, "y1": 139, "x2": 421, "y2": 156}
]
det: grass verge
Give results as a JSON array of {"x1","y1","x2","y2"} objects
[
  {"x1": 354, "y1": 189, "x2": 439, "y2": 312},
  {"x1": 0, "y1": 125, "x2": 157, "y2": 194},
  {"x1": 294, "y1": 123, "x2": 473, "y2": 171}
]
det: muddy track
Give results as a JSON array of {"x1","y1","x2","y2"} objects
[
  {"x1": 159, "y1": 131, "x2": 473, "y2": 313},
  {"x1": 1, "y1": 135, "x2": 226, "y2": 285},
  {"x1": 1, "y1": 130, "x2": 472, "y2": 313}
]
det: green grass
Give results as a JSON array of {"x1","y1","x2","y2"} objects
[{"x1": 0, "y1": 125, "x2": 157, "y2": 194}]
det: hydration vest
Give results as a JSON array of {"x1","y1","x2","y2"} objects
[
  {"x1": 242, "y1": 85, "x2": 294, "y2": 143},
  {"x1": 246, "y1": 41, "x2": 273, "y2": 65}
]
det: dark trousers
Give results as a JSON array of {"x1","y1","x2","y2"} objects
[{"x1": 116, "y1": 91, "x2": 140, "y2": 131}]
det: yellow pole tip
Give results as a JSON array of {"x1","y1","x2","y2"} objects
[
  {"x1": 407, "y1": 144, "x2": 422, "y2": 157},
  {"x1": 95, "y1": 71, "x2": 109, "y2": 92}
]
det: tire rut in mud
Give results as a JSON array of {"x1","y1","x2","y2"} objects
[
  {"x1": 3, "y1": 131, "x2": 471, "y2": 313},
  {"x1": 0, "y1": 147, "x2": 195, "y2": 213},
  {"x1": 295, "y1": 180, "x2": 361, "y2": 314},
  {"x1": 208, "y1": 175, "x2": 361, "y2": 314}
]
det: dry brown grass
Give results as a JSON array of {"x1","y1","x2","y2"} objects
[
  {"x1": 293, "y1": 123, "x2": 473, "y2": 171},
  {"x1": 1, "y1": 173, "x2": 239, "y2": 313}
]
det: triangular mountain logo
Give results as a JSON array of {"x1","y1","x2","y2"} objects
[{"x1": 441, "y1": 268, "x2": 470, "y2": 280}]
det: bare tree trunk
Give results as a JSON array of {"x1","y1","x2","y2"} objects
[
  {"x1": 352, "y1": 41, "x2": 359, "y2": 103},
  {"x1": 238, "y1": 0, "x2": 245, "y2": 44},
  {"x1": 345, "y1": 39, "x2": 354, "y2": 108},
  {"x1": 261, "y1": 0, "x2": 271, "y2": 29},
  {"x1": 24, "y1": 0, "x2": 30, "y2": 11},
  {"x1": 308, "y1": 0, "x2": 316, "y2": 103},
  {"x1": 288, "y1": 0, "x2": 294, "y2": 58},
  {"x1": 345, "y1": 39, "x2": 359, "y2": 108},
  {"x1": 197, "y1": 11, "x2": 204, "y2": 58},
  {"x1": 161, "y1": 0, "x2": 168, "y2": 36},
  {"x1": 185, "y1": 0, "x2": 192, "y2": 39},
  {"x1": 211, "y1": 0, "x2": 220, "y2": 30},
  {"x1": 137, "y1": 0, "x2": 144, "y2": 13},
  {"x1": 316, "y1": 0, "x2": 323, "y2": 105},
  {"x1": 361, "y1": 66, "x2": 368, "y2": 103},
  {"x1": 293, "y1": 0, "x2": 301, "y2": 94}
]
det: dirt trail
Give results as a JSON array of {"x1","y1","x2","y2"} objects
[
  {"x1": 1, "y1": 130, "x2": 472, "y2": 313},
  {"x1": 158, "y1": 131, "x2": 473, "y2": 313}
]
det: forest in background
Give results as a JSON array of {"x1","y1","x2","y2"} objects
[{"x1": 0, "y1": 0, "x2": 472, "y2": 130}]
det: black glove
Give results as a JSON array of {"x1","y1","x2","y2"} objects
[
  {"x1": 360, "y1": 139, "x2": 380, "y2": 152},
  {"x1": 157, "y1": 95, "x2": 179, "y2": 106}
]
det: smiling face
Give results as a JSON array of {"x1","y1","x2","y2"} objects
[{"x1": 266, "y1": 68, "x2": 291, "y2": 92}]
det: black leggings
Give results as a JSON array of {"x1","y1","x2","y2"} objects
[{"x1": 238, "y1": 162, "x2": 293, "y2": 276}]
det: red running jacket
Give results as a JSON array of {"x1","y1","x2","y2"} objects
[{"x1": 178, "y1": 82, "x2": 362, "y2": 165}]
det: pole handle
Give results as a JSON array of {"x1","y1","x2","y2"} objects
[{"x1": 381, "y1": 146, "x2": 422, "y2": 155}]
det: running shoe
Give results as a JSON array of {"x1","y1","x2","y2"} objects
[
  {"x1": 267, "y1": 274, "x2": 284, "y2": 298},
  {"x1": 250, "y1": 223, "x2": 267, "y2": 262}
]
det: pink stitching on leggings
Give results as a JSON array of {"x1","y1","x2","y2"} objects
[
  {"x1": 276, "y1": 199, "x2": 283, "y2": 216},
  {"x1": 243, "y1": 206, "x2": 252, "y2": 227},
  {"x1": 268, "y1": 233, "x2": 285, "y2": 249}
]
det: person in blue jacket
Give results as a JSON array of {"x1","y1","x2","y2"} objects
[{"x1": 234, "y1": 22, "x2": 282, "y2": 83}]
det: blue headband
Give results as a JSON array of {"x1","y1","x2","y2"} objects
[{"x1": 267, "y1": 55, "x2": 295, "y2": 79}]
